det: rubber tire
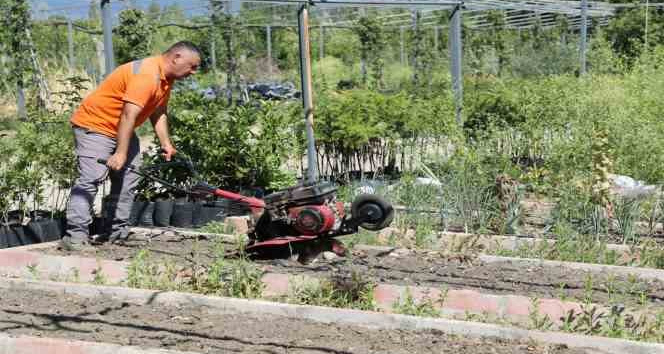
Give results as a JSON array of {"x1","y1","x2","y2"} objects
[{"x1": 350, "y1": 194, "x2": 394, "y2": 231}]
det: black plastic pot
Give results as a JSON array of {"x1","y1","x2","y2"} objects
[
  {"x1": 29, "y1": 210, "x2": 52, "y2": 220},
  {"x1": 192, "y1": 202, "x2": 204, "y2": 227},
  {"x1": 5, "y1": 210, "x2": 24, "y2": 225},
  {"x1": 7, "y1": 224, "x2": 27, "y2": 247},
  {"x1": 56, "y1": 217, "x2": 67, "y2": 238},
  {"x1": 198, "y1": 205, "x2": 226, "y2": 226},
  {"x1": 42, "y1": 218, "x2": 63, "y2": 241},
  {"x1": 171, "y1": 202, "x2": 194, "y2": 228},
  {"x1": 128, "y1": 201, "x2": 146, "y2": 226},
  {"x1": 153, "y1": 199, "x2": 174, "y2": 227},
  {"x1": 138, "y1": 202, "x2": 155, "y2": 227},
  {"x1": 25, "y1": 219, "x2": 51, "y2": 243},
  {"x1": 0, "y1": 226, "x2": 10, "y2": 249}
]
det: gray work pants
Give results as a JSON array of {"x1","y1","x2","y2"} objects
[{"x1": 66, "y1": 126, "x2": 142, "y2": 242}]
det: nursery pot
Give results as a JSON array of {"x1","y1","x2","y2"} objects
[
  {"x1": 192, "y1": 202, "x2": 205, "y2": 227},
  {"x1": 171, "y1": 201, "x2": 194, "y2": 228},
  {"x1": 8, "y1": 224, "x2": 27, "y2": 247},
  {"x1": 138, "y1": 202, "x2": 156, "y2": 227},
  {"x1": 128, "y1": 201, "x2": 147, "y2": 226},
  {"x1": 153, "y1": 199, "x2": 175, "y2": 227},
  {"x1": 0, "y1": 225, "x2": 10, "y2": 249},
  {"x1": 43, "y1": 218, "x2": 63, "y2": 241},
  {"x1": 198, "y1": 205, "x2": 227, "y2": 226},
  {"x1": 25, "y1": 219, "x2": 52, "y2": 243}
]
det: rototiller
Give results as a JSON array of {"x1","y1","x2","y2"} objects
[{"x1": 98, "y1": 155, "x2": 394, "y2": 258}]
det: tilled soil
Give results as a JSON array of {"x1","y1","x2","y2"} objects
[
  {"x1": 42, "y1": 231, "x2": 232, "y2": 264},
  {"x1": 0, "y1": 288, "x2": 585, "y2": 354},
  {"x1": 261, "y1": 248, "x2": 664, "y2": 310},
  {"x1": 38, "y1": 231, "x2": 664, "y2": 310}
]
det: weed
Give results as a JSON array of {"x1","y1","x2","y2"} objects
[
  {"x1": 91, "y1": 266, "x2": 107, "y2": 285},
  {"x1": 200, "y1": 221, "x2": 234, "y2": 235},
  {"x1": 198, "y1": 255, "x2": 264, "y2": 298},
  {"x1": 392, "y1": 288, "x2": 440, "y2": 318},
  {"x1": 583, "y1": 274, "x2": 595, "y2": 305},
  {"x1": 574, "y1": 305, "x2": 604, "y2": 335},
  {"x1": 560, "y1": 309, "x2": 577, "y2": 332},
  {"x1": 613, "y1": 196, "x2": 642, "y2": 244},
  {"x1": 67, "y1": 267, "x2": 80, "y2": 283},
  {"x1": 26, "y1": 263, "x2": 39, "y2": 280},
  {"x1": 528, "y1": 298, "x2": 553, "y2": 331},
  {"x1": 604, "y1": 274, "x2": 618, "y2": 305},
  {"x1": 557, "y1": 282, "x2": 568, "y2": 301},
  {"x1": 289, "y1": 273, "x2": 376, "y2": 311}
]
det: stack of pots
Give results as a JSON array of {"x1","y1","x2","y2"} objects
[
  {"x1": 0, "y1": 210, "x2": 66, "y2": 249},
  {"x1": 128, "y1": 197, "x2": 231, "y2": 228}
]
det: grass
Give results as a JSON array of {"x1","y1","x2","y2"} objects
[
  {"x1": 125, "y1": 237, "x2": 264, "y2": 298},
  {"x1": 199, "y1": 220, "x2": 236, "y2": 235},
  {"x1": 492, "y1": 227, "x2": 664, "y2": 270},
  {"x1": 287, "y1": 272, "x2": 377, "y2": 311},
  {"x1": 392, "y1": 288, "x2": 442, "y2": 318}
]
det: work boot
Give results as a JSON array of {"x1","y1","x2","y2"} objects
[
  {"x1": 59, "y1": 236, "x2": 92, "y2": 252},
  {"x1": 108, "y1": 226, "x2": 130, "y2": 244},
  {"x1": 89, "y1": 233, "x2": 109, "y2": 245}
]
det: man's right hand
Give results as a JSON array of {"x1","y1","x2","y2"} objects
[{"x1": 106, "y1": 153, "x2": 128, "y2": 171}]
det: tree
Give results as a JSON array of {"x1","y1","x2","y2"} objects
[
  {"x1": 88, "y1": 0, "x2": 100, "y2": 22},
  {"x1": 114, "y1": 9, "x2": 155, "y2": 65},
  {"x1": 210, "y1": 0, "x2": 240, "y2": 105},
  {"x1": 0, "y1": 0, "x2": 33, "y2": 118},
  {"x1": 354, "y1": 15, "x2": 386, "y2": 89},
  {"x1": 148, "y1": 0, "x2": 161, "y2": 17}
]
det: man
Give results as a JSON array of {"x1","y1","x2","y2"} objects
[{"x1": 61, "y1": 41, "x2": 201, "y2": 250}]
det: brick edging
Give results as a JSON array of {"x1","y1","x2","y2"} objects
[
  {"x1": 0, "y1": 247, "x2": 656, "y2": 326},
  {"x1": 1, "y1": 278, "x2": 663, "y2": 354}
]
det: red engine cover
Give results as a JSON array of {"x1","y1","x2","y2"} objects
[{"x1": 288, "y1": 205, "x2": 336, "y2": 236}]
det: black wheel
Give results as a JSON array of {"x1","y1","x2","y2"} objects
[{"x1": 351, "y1": 194, "x2": 394, "y2": 231}]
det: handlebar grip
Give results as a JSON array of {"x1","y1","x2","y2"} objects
[{"x1": 96, "y1": 158, "x2": 136, "y2": 170}]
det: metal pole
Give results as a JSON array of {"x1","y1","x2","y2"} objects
[
  {"x1": 449, "y1": 5, "x2": 463, "y2": 126},
  {"x1": 67, "y1": 16, "x2": 75, "y2": 73},
  {"x1": 298, "y1": 5, "x2": 317, "y2": 183},
  {"x1": 17, "y1": 83, "x2": 26, "y2": 119},
  {"x1": 266, "y1": 25, "x2": 272, "y2": 76},
  {"x1": 434, "y1": 26, "x2": 439, "y2": 52},
  {"x1": 319, "y1": 25, "x2": 325, "y2": 59},
  {"x1": 400, "y1": 26, "x2": 405, "y2": 66},
  {"x1": 579, "y1": 0, "x2": 588, "y2": 75},
  {"x1": 101, "y1": 0, "x2": 115, "y2": 75},
  {"x1": 645, "y1": 0, "x2": 650, "y2": 49},
  {"x1": 210, "y1": 37, "x2": 217, "y2": 71},
  {"x1": 95, "y1": 38, "x2": 105, "y2": 83}
]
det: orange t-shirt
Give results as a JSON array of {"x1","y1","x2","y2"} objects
[{"x1": 71, "y1": 56, "x2": 173, "y2": 138}]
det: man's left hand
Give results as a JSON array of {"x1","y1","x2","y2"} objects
[{"x1": 161, "y1": 144, "x2": 177, "y2": 161}]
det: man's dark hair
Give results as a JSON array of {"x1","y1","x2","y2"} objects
[{"x1": 164, "y1": 41, "x2": 201, "y2": 56}]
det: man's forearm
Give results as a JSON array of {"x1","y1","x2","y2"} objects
[
  {"x1": 152, "y1": 114, "x2": 173, "y2": 148},
  {"x1": 115, "y1": 112, "x2": 137, "y2": 157}
]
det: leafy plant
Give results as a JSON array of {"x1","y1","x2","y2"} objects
[{"x1": 393, "y1": 288, "x2": 440, "y2": 318}]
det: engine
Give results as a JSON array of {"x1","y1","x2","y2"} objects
[{"x1": 250, "y1": 182, "x2": 344, "y2": 241}]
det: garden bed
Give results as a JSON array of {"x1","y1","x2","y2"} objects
[
  {"x1": 31, "y1": 230, "x2": 664, "y2": 312},
  {"x1": 0, "y1": 286, "x2": 582, "y2": 354}
]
